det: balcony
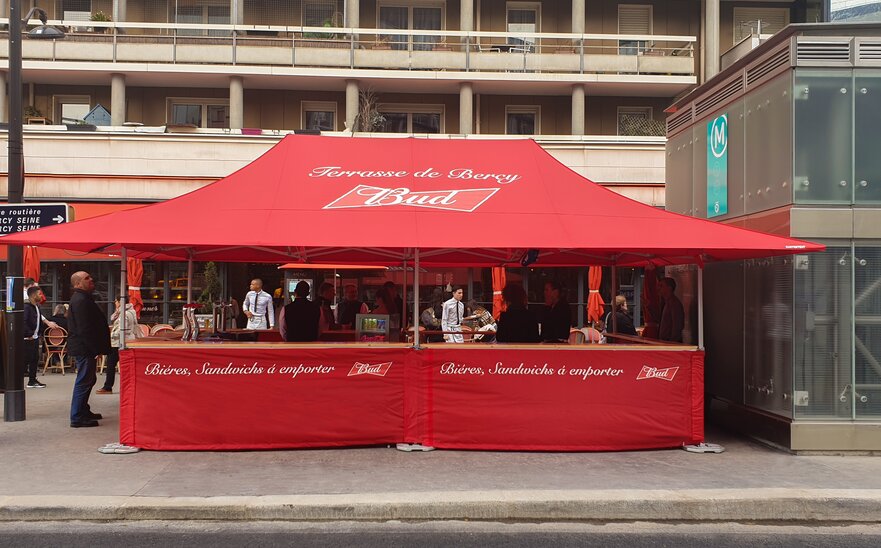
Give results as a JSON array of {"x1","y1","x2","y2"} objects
[{"x1": 0, "y1": 19, "x2": 696, "y2": 80}]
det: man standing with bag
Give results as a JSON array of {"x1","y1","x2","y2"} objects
[{"x1": 68, "y1": 271, "x2": 111, "y2": 428}]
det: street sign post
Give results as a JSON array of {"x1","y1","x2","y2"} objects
[{"x1": 0, "y1": 203, "x2": 72, "y2": 234}]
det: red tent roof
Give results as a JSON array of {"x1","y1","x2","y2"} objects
[{"x1": 1, "y1": 135, "x2": 823, "y2": 266}]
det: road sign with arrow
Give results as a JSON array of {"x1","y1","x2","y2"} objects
[{"x1": 0, "y1": 203, "x2": 73, "y2": 234}]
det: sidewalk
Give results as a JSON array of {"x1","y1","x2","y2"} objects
[{"x1": 3, "y1": 373, "x2": 881, "y2": 523}]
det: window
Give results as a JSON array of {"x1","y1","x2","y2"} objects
[
  {"x1": 302, "y1": 101, "x2": 337, "y2": 131},
  {"x1": 53, "y1": 95, "x2": 90, "y2": 124},
  {"x1": 506, "y1": 2, "x2": 540, "y2": 52},
  {"x1": 733, "y1": 7, "x2": 790, "y2": 43},
  {"x1": 506, "y1": 106, "x2": 539, "y2": 135},
  {"x1": 59, "y1": 0, "x2": 91, "y2": 29},
  {"x1": 617, "y1": 107, "x2": 664, "y2": 136},
  {"x1": 377, "y1": 104, "x2": 443, "y2": 133},
  {"x1": 304, "y1": 0, "x2": 340, "y2": 27},
  {"x1": 618, "y1": 4, "x2": 652, "y2": 55},
  {"x1": 168, "y1": 99, "x2": 229, "y2": 128},
  {"x1": 378, "y1": 3, "x2": 444, "y2": 50},
  {"x1": 174, "y1": 1, "x2": 231, "y2": 37}
]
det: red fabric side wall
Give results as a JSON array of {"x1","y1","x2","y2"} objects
[
  {"x1": 418, "y1": 347, "x2": 704, "y2": 451},
  {"x1": 120, "y1": 347, "x2": 409, "y2": 450},
  {"x1": 690, "y1": 351, "x2": 705, "y2": 444},
  {"x1": 119, "y1": 349, "x2": 137, "y2": 446}
]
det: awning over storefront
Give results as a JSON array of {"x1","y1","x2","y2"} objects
[{"x1": 0, "y1": 135, "x2": 823, "y2": 266}]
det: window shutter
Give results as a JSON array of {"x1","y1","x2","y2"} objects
[
  {"x1": 618, "y1": 5, "x2": 652, "y2": 35},
  {"x1": 733, "y1": 8, "x2": 790, "y2": 43}
]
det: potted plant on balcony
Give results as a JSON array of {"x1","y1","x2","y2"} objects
[{"x1": 89, "y1": 10, "x2": 111, "y2": 33}]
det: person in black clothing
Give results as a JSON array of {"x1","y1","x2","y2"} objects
[
  {"x1": 540, "y1": 280, "x2": 571, "y2": 343},
  {"x1": 383, "y1": 281, "x2": 404, "y2": 318},
  {"x1": 280, "y1": 280, "x2": 320, "y2": 342},
  {"x1": 495, "y1": 283, "x2": 540, "y2": 343},
  {"x1": 67, "y1": 271, "x2": 111, "y2": 428},
  {"x1": 604, "y1": 295, "x2": 637, "y2": 343},
  {"x1": 24, "y1": 286, "x2": 58, "y2": 388},
  {"x1": 337, "y1": 284, "x2": 368, "y2": 329}
]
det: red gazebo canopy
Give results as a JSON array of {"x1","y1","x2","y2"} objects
[{"x1": 0, "y1": 135, "x2": 823, "y2": 265}]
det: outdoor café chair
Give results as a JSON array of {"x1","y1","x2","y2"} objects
[
  {"x1": 150, "y1": 323, "x2": 174, "y2": 335},
  {"x1": 42, "y1": 326, "x2": 69, "y2": 375}
]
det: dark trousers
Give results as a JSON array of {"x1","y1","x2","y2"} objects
[
  {"x1": 24, "y1": 339, "x2": 39, "y2": 382},
  {"x1": 103, "y1": 348, "x2": 120, "y2": 391},
  {"x1": 70, "y1": 355, "x2": 97, "y2": 423}
]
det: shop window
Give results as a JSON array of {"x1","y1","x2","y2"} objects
[
  {"x1": 168, "y1": 99, "x2": 230, "y2": 128},
  {"x1": 378, "y1": 105, "x2": 443, "y2": 133},
  {"x1": 505, "y1": 106, "x2": 539, "y2": 135},
  {"x1": 733, "y1": 7, "x2": 790, "y2": 43},
  {"x1": 53, "y1": 95, "x2": 91, "y2": 124},
  {"x1": 506, "y1": 2, "x2": 539, "y2": 52},
  {"x1": 854, "y1": 246, "x2": 881, "y2": 418},
  {"x1": 303, "y1": 101, "x2": 337, "y2": 131},
  {"x1": 618, "y1": 4, "x2": 652, "y2": 55}
]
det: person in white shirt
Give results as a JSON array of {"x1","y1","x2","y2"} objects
[
  {"x1": 24, "y1": 286, "x2": 57, "y2": 388},
  {"x1": 243, "y1": 278, "x2": 274, "y2": 330},
  {"x1": 441, "y1": 286, "x2": 465, "y2": 343}
]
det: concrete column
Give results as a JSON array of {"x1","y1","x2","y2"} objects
[
  {"x1": 572, "y1": 0, "x2": 585, "y2": 34},
  {"x1": 459, "y1": 82, "x2": 473, "y2": 135},
  {"x1": 571, "y1": 84, "x2": 585, "y2": 136},
  {"x1": 110, "y1": 73, "x2": 126, "y2": 126},
  {"x1": 346, "y1": 0, "x2": 359, "y2": 28},
  {"x1": 461, "y1": 0, "x2": 474, "y2": 31},
  {"x1": 113, "y1": 0, "x2": 127, "y2": 23},
  {"x1": 345, "y1": 79, "x2": 359, "y2": 131},
  {"x1": 229, "y1": 76, "x2": 244, "y2": 129},
  {"x1": 705, "y1": 0, "x2": 720, "y2": 81},
  {"x1": 0, "y1": 72, "x2": 6, "y2": 124},
  {"x1": 231, "y1": 0, "x2": 244, "y2": 25}
]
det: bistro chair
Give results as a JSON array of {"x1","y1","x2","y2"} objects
[
  {"x1": 137, "y1": 324, "x2": 151, "y2": 338},
  {"x1": 580, "y1": 327, "x2": 604, "y2": 344},
  {"x1": 151, "y1": 325, "x2": 175, "y2": 337},
  {"x1": 568, "y1": 329, "x2": 586, "y2": 344},
  {"x1": 460, "y1": 325, "x2": 475, "y2": 342},
  {"x1": 42, "y1": 327, "x2": 69, "y2": 375},
  {"x1": 150, "y1": 323, "x2": 173, "y2": 335}
]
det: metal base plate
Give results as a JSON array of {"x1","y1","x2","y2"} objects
[
  {"x1": 98, "y1": 442, "x2": 141, "y2": 454},
  {"x1": 683, "y1": 442, "x2": 725, "y2": 454},
  {"x1": 395, "y1": 443, "x2": 436, "y2": 452}
]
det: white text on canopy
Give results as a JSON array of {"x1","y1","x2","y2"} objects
[{"x1": 309, "y1": 166, "x2": 521, "y2": 186}]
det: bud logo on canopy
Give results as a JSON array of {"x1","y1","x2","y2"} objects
[
  {"x1": 324, "y1": 185, "x2": 499, "y2": 213},
  {"x1": 636, "y1": 365, "x2": 679, "y2": 381},
  {"x1": 348, "y1": 361, "x2": 393, "y2": 377}
]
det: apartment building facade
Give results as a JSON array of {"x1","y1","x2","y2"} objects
[{"x1": 0, "y1": 0, "x2": 829, "y2": 323}]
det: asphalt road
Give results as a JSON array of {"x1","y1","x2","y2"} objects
[{"x1": 1, "y1": 521, "x2": 880, "y2": 548}]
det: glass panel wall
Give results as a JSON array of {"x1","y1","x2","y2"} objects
[
  {"x1": 854, "y1": 244, "x2": 881, "y2": 418},
  {"x1": 744, "y1": 256, "x2": 794, "y2": 417},
  {"x1": 793, "y1": 244, "x2": 853, "y2": 419},
  {"x1": 794, "y1": 70, "x2": 853, "y2": 204},
  {"x1": 854, "y1": 72, "x2": 881, "y2": 204}
]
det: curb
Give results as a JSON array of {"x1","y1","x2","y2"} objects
[{"x1": 3, "y1": 489, "x2": 881, "y2": 523}]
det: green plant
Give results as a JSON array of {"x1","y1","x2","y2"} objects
[
  {"x1": 356, "y1": 90, "x2": 386, "y2": 132},
  {"x1": 90, "y1": 11, "x2": 111, "y2": 22},
  {"x1": 24, "y1": 105, "x2": 42, "y2": 118},
  {"x1": 197, "y1": 262, "x2": 221, "y2": 310}
]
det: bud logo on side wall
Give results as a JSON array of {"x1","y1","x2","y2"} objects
[
  {"x1": 348, "y1": 361, "x2": 393, "y2": 377},
  {"x1": 636, "y1": 365, "x2": 679, "y2": 382},
  {"x1": 324, "y1": 185, "x2": 499, "y2": 212}
]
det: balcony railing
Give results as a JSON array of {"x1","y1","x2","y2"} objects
[{"x1": 0, "y1": 19, "x2": 696, "y2": 77}]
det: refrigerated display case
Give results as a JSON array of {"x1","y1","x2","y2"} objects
[{"x1": 355, "y1": 313, "x2": 400, "y2": 342}]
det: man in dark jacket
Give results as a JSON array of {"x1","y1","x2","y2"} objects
[
  {"x1": 24, "y1": 286, "x2": 58, "y2": 388},
  {"x1": 279, "y1": 280, "x2": 320, "y2": 342},
  {"x1": 540, "y1": 281, "x2": 571, "y2": 343},
  {"x1": 67, "y1": 271, "x2": 111, "y2": 427}
]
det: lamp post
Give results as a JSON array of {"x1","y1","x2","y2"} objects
[{"x1": 4, "y1": 3, "x2": 64, "y2": 422}]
